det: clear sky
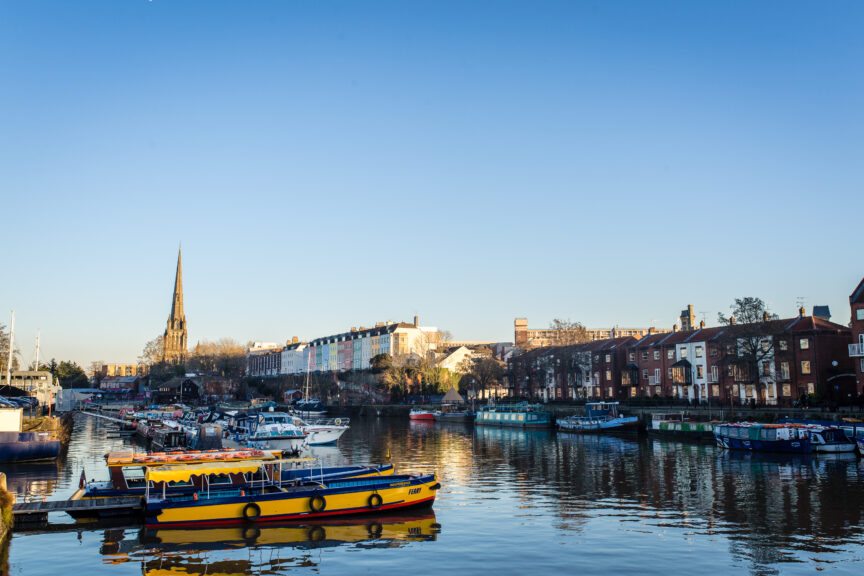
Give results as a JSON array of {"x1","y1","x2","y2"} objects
[{"x1": 1, "y1": 0, "x2": 862, "y2": 370}]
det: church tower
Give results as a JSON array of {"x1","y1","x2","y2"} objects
[{"x1": 162, "y1": 247, "x2": 188, "y2": 365}]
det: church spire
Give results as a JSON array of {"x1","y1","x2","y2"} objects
[
  {"x1": 170, "y1": 245, "x2": 183, "y2": 320},
  {"x1": 163, "y1": 246, "x2": 188, "y2": 365}
]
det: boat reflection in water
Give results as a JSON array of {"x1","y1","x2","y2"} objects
[{"x1": 99, "y1": 510, "x2": 440, "y2": 574}]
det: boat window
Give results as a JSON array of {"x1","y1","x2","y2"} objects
[
  {"x1": 765, "y1": 429, "x2": 776, "y2": 441},
  {"x1": 209, "y1": 474, "x2": 232, "y2": 485}
]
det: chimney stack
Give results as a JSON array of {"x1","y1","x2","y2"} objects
[
  {"x1": 763, "y1": 312, "x2": 770, "y2": 322},
  {"x1": 673, "y1": 323, "x2": 678, "y2": 333},
  {"x1": 414, "y1": 315, "x2": 419, "y2": 327},
  {"x1": 730, "y1": 316, "x2": 736, "y2": 325},
  {"x1": 699, "y1": 320, "x2": 705, "y2": 329},
  {"x1": 799, "y1": 306, "x2": 805, "y2": 318},
  {"x1": 292, "y1": 336, "x2": 298, "y2": 344}
]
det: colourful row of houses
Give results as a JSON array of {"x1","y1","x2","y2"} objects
[
  {"x1": 246, "y1": 317, "x2": 441, "y2": 377},
  {"x1": 508, "y1": 306, "x2": 856, "y2": 406}
]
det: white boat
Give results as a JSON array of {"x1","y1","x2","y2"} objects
[
  {"x1": 810, "y1": 426, "x2": 857, "y2": 453},
  {"x1": 291, "y1": 414, "x2": 349, "y2": 445},
  {"x1": 557, "y1": 402, "x2": 640, "y2": 433},
  {"x1": 246, "y1": 412, "x2": 307, "y2": 454}
]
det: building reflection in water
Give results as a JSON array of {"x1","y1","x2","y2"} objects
[{"x1": 471, "y1": 426, "x2": 864, "y2": 571}]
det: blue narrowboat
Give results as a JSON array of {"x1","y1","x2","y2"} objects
[
  {"x1": 714, "y1": 423, "x2": 812, "y2": 454},
  {"x1": 475, "y1": 403, "x2": 551, "y2": 428}
]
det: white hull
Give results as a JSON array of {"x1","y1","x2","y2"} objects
[
  {"x1": 246, "y1": 436, "x2": 306, "y2": 453},
  {"x1": 305, "y1": 426, "x2": 348, "y2": 445},
  {"x1": 813, "y1": 443, "x2": 856, "y2": 453}
]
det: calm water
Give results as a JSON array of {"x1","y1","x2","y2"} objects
[{"x1": 4, "y1": 414, "x2": 864, "y2": 575}]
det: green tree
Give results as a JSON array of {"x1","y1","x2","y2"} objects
[
  {"x1": 370, "y1": 353, "x2": 393, "y2": 374},
  {"x1": 55, "y1": 360, "x2": 89, "y2": 388}
]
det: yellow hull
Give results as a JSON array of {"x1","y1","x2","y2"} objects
[{"x1": 146, "y1": 474, "x2": 438, "y2": 527}]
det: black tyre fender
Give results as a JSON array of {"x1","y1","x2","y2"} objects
[
  {"x1": 242, "y1": 526, "x2": 261, "y2": 542},
  {"x1": 309, "y1": 493, "x2": 326, "y2": 513},
  {"x1": 367, "y1": 521, "x2": 383, "y2": 538},
  {"x1": 243, "y1": 502, "x2": 261, "y2": 521},
  {"x1": 368, "y1": 493, "x2": 383, "y2": 508}
]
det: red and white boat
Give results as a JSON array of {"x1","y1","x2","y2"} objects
[{"x1": 409, "y1": 408, "x2": 435, "y2": 421}]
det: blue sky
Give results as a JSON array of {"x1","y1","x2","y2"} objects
[{"x1": 1, "y1": 0, "x2": 862, "y2": 369}]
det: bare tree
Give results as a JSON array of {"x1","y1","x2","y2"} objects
[
  {"x1": 718, "y1": 297, "x2": 782, "y2": 405},
  {"x1": 549, "y1": 319, "x2": 589, "y2": 346},
  {"x1": 139, "y1": 335, "x2": 165, "y2": 367}
]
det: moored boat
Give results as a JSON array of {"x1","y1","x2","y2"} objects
[
  {"x1": 433, "y1": 406, "x2": 475, "y2": 423},
  {"x1": 475, "y1": 402, "x2": 551, "y2": 428},
  {"x1": 246, "y1": 412, "x2": 307, "y2": 453},
  {"x1": 70, "y1": 449, "x2": 396, "y2": 515},
  {"x1": 809, "y1": 426, "x2": 857, "y2": 453},
  {"x1": 714, "y1": 423, "x2": 812, "y2": 453},
  {"x1": 647, "y1": 413, "x2": 715, "y2": 442},
  {"x1": 290, "y1": 414, "x2": 349, "y2": 445},
  {"x1": 409, "y1": 409, "x2": 436, "y2": 421},
  {"x1": 557, "y1": 402, "x2": 639, "y2": 433},
  {"x1": 142, "y1": 461, "x2": 439, "y2": 527}
]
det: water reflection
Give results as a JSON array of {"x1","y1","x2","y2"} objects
[
  {"x1": 97, "y1": 510, "x2": 439, "y2": 574},
  {"x1": 7, "y1": 414, "x2": 864, "y2": 575}
]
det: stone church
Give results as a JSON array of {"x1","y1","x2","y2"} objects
[{"x1": 162, "y1": 248, "x2": 188, "y2": 365}]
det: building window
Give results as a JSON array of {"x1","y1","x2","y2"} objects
[
  {"x1": 680, "y1": 347, "x2": 687, "y2": 358},
  {"x1": 780, "y1": 362, "x2": 790, "y2": 380},
  {"x1": 762, "y1": 361, "x2": 771, "y2": 376},
  {"x1": 778, "y1": 340, "x2": 788, "y2": 351},
  {"x1": 711, "y1": 365, "x2": 718, "y2": 382},
  {"x1": 801, "y1": 361, "x2": 811, "y2": 374},
  {"x1": 697, "y1": 365, "x2": 704, "y2": 378},
  {"x1": 667, "y1": 367, "x2": 673, "y2": 379},
  {"x1": 857, "y1": 309, "x2": 864, "y2": 320},
  {"x1": 696, "y1": 346, "x2": 703, "y2": 358},
  {"x1": 712, "y1": 385, "x2": 719, "y2": 397},
  {"x1": 606, "y1": 370, "x2": 612, "y2": 381},
  {"x1": 643, "y1": 369, "x2": 649, "y2": 380},
  {"x1": 800, "y1": 338, "x2": 809, "y2": 350},
  {"x1": 710, "y1": 347, "x2": 718, "y2": 357},
  {"x1": 860, "y1": 359, "x2": 864, "y2": 373},
  {"x1": 605, "y1": 354, "x2": 611, "y2": 363},
  {"x1": 726, "y1": 344, "x2": 736, "y2": 355},
  {"x1": 761, "y1": 340, "x2": 770, "y2": 353},
  {"x1": 667, "y1": 350, "x2": 674, "y2": 360},
  {"x1": 629, "y1": 353, "x2": 635, "y2": 362},
  {"x1": 641, "y1": 351, "x2": 648, "y2": 361},
  {"x1": 654, "y1": 351, "x2": 660, "y2": 360}
]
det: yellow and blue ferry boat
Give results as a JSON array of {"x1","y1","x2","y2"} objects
[
  {"x1": 475, "y1": 402, "x2": 551, "y2": 428},
  {"x1": 143, "y1": 460, "x2": 439, "y2": 527}
]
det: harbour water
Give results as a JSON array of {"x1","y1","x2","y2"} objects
[{"x1": 4, "y1": 414, "x2": 864, "y2": 575}]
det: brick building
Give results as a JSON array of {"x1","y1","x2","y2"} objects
[
  {"x1": 507, "y1": 308, "x2": 853, "y2": 407},
  {"x1": 850, "y1": 278, "x2": 864, "y2": 394}
]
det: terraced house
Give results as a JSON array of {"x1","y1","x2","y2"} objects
[
  {"x1": 246, "y1": 317, "x2": 441, "y2": 377},
  {"x1": 508, "y1": 306, "x2": 855, "y2": 407}
]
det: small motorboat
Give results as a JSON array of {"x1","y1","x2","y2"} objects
[
  {"x1": 409, "y1": 409, "x2": 435, "y2": 421},
  {"x1": 557, "y1": 402, "x2": 639, "y2": 433},
  {"x1": 809, "y1": 426, "x2": 857, "y2": 453}
]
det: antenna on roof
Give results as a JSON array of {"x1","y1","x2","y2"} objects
[
  {"x1": 699, "y1": 311, "x2": 708, "y2": 324},
  {"x1": 795, "y1": 297, "x2": 806, "y2": 312}
]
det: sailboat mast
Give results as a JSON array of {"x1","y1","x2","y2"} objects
[
  {"x1": 34, "y1": 329, "x2": 40, "y2": 371},
  {"x1": 5, "y1": 310, "x2": 14, "y2": 389}
]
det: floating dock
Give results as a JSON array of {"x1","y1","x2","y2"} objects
[{"x1": 12, "y1": 496, "x2": 143, "y2": 528}]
